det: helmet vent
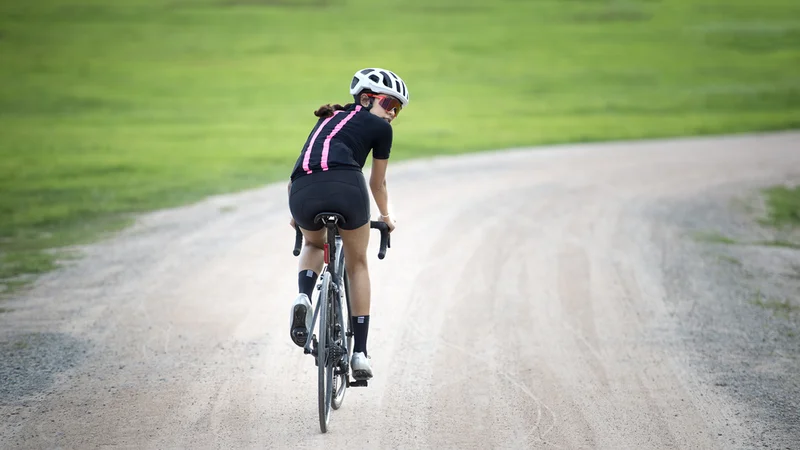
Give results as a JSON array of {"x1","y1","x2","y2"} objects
[
  {"x1": 379, "y1": 71, "x2": 392, "y2": 88},
  {"x1": 369, "y1": 74, "x2": 380, "y2": 83}
]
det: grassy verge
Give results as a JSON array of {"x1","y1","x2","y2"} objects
[
  {"x1": 694, "y1": 185, "x2": 800, "y2": 251},
  {"x1": 752, "y1": 291, "x2": 799, "y2": 320},
  {"x1": 762, "y1": 186, "x2": 800, "y2": 229},
  {"x1": 2, "y1": 0, "x2": 800, "y2": 293},
  {"x1": 693, "y1": 231, "x2": 739, "y2": 245}
]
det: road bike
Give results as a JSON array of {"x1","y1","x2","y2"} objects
[{"x1": 293, "y1": 213, "x2": 390, "y2": 433}]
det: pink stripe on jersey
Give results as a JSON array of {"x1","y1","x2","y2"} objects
[
  {"x1": 302, "y1": 114, "x2": 336, "y2": 174},
  {"x1": 321, "y1": 105, "x2": 361, "y2": 171}
]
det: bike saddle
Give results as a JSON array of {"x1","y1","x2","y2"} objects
[{"x1": 314, "y1": 212, "x2": 346, "y2": 225}]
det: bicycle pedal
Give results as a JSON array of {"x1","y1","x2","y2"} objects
[{"x1": 350, "y1": 379, "x2": 368, "y2": 387}]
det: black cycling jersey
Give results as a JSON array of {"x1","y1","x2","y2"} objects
[{"x1": 290, "y1": 103, "x2": 393, "y2": 181}]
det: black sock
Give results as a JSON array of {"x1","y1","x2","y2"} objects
[
  {"x1": 298, "y1": 270, "x2": 318, "y2": 301},
  {"x1": 351, "y1": 315, "x2": 370, "y2": 355}
]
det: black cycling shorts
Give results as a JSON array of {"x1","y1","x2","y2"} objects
[{"x1": 289, "y1": 169, "x2": 370, "y2": 231}]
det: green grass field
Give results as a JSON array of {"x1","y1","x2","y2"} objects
[{"x1": 1, "y1": 0, "x2": 799, "y2": 292}]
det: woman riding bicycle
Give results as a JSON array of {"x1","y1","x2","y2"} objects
[{"x1": 287, "y1": 68, "x2": 409, "y2": 380}]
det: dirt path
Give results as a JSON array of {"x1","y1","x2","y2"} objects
[{"x1": 1, "y1": 132, "x2": 799, "y2": 449}]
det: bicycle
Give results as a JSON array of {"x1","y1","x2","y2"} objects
[{"x1": 292, "y1": 213, "x2": 391, "y2": 433}]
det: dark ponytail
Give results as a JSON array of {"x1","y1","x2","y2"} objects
[{"x1": 314, "y1": 103, "x2": 353, "y2": 118}]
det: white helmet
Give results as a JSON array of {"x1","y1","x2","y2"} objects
[{"x1": 349, "y1": 68, "x2": 410, "y2": 107}]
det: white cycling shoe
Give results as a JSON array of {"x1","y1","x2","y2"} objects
[
  {"x1": 290, "y1": 294, "x2": 312, "y2": 347},
  {"x1": 350, "y1": 352, "x2": 373, "y2": 380}
]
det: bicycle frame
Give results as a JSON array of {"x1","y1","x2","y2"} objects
[
  {"x1": 294, "y1": 216, "x2": 391, "y2": 359},
  {"x1": 291, "y1": 215, "x2": 390, "y2": 432},
  {"x1": 302, "y1": 221, "x2": 345, "y2": 357}
]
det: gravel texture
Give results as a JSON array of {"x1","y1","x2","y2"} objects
[
  {"x1": 652, "y1": 184, "x2": 800, "y2": 449},
  {"x1": 0, "y1": 132, "x2": 798, "y2": 449}
]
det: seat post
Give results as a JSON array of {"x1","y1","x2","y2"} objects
[
  {"x1": 313, "y1": 212, "x2": 345, "y2": 275},
  {"x1": 326, "y1": 221, "x2": 337, "y2": 276}
]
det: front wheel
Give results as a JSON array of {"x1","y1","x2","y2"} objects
[{"x1": 332, "y1": 268, "x2": 351, "y2": 410}]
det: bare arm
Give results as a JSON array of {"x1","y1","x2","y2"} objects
[
  {"x1": 287, "y1": 181, "x2": 295, "y2": 228},
  {"x1": 369, "y1": 158, "x2": 391, "y2": 217}
]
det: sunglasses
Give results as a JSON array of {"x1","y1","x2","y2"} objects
[{"x1": 366, "y1": 94, "x2": 403, "y2": 116}]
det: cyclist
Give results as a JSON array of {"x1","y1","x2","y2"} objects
[{"x1": 287, "y1": 68, "x2": 409, "y2": 380}]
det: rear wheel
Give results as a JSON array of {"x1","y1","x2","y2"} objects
[{"x1": 317, "y1": 273, "x2": 333, "y2": 433}]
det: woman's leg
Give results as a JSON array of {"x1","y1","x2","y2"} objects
[
  {"x1": 338, "y1": 223, "x2": 372, "y2": 358},
  {"x1": 289, "y1": 226, "x2": 326, "y2": 347},
  {"x1": 297, "y1": 226, "x2": 326, "y2": 296},
  {"x1": 339, "y1": 223, "x2": 371, "y2": 315}
]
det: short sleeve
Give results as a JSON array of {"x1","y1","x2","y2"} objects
[{"x1": 372, "y1": 121, "x2": 393, "y2": 160}]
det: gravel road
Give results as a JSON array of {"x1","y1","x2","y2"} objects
[{"x1": 1, "y1": 132, "x2": 799, "y2": 449}]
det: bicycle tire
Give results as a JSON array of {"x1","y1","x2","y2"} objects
[
  {"x1": 343, "y1": 268, "x2": 353, "y2": 367},
  {"x1": 317, "y1": 272, "x2": 333, "y2": 433},
  {"x1": 332, "y1": 266, "x2": 350, "y2": 410}
]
